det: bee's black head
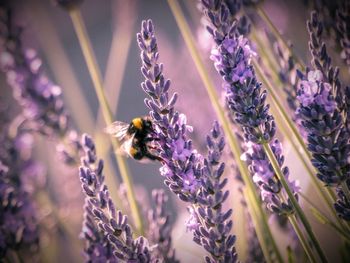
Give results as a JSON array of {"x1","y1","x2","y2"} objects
[{"x1": 143, "y1": 119, "x2": 153, "y2": 131}]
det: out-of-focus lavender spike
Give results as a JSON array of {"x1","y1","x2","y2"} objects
[
  {"x1": 273, "y1": 41, "x2": 298, "y2": 113},
  {"x1": 246, "y1": 212, "x2": 265, "y2": 263},
  {"x1": 336, "y1": 2, "x2": 350, "y2": 71},
  {"x1": 147, "y1": 189, "x2": 179, "y2": 263},
  {"x1": 187, "y1": 122, "x2": 238, "y2": 263},
  {"x1": 345, "y1": 86, "x2": 350, "y2": 132},
  {"x1": 0, "y1": 103, "x2": 41, "y2": 259},
  {"x1": 138, "y1": 19, "x2": 202, "y2": 203},
  {"x1": 201, "y1": 0, "x2": 299, "y2": 214},
  {"x1": 0, "y1": 6, "x2": 82, "y2": 165},
  {"x1": 0, "y1": 159, "x2": 39, "y2": 259},
  {"x1": 79, "y1": 134, "x2": 153, "y2": 262},
  {"x1": 272, "y1": 40, "x2": 309, "y2": 139},
  {"x1": 296, "y1": 70, "x2": 350, "y2": 219}
]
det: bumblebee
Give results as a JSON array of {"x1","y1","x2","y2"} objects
[{"x1": 105, "y1": 116, "x2": 162, "y2": 162}]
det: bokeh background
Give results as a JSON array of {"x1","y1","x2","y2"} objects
[{"x1": 1, "y1": 0, "x2": 347, "y2": 261}]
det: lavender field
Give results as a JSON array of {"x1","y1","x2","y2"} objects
[{"x1": 0, "y1": 0, "x2": 349, "y2": 262}]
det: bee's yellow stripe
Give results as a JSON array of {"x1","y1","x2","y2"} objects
[
  {"x1": 129, "y1": 146, "x2": 138, "y2": 157},
  {"x1": 132, "y1": 117, "x2": 143, "y2": 130}
]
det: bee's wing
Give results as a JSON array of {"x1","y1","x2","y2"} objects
[
  {"x1": 113, "y1": 134, "x2": 136, "y2": 159},
  {"x1": 104, "y1": 121, "x2": 129, "y2": 141}
]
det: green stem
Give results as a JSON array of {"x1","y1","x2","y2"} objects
[
  {"x1": 245, "y1": 189, "x2": 274, "y2": 263},
  {"x1": 341, "y1": 180, "x2": 350, "y2": 205},
  {"x1": 289, "y1": 216, "x2": 317, "y2": 263},
  {"x1": 262, "y1": 143, "x2": 328, "y2": 263},
  {"x1": 299, "y1": 192, "x2": 350, "y2": 241},
  {"x1": 68, "y1": 7, "x2": 144, "y2": 235},
  {"x1": 167, "y1": 1, "x2": 283, "y2": 262},
  {"x1": 310, "y1": 207, "x2": 350, "y2": 242}
]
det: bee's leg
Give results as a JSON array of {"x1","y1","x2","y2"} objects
[
  {"x1": 144, "y1": 137, "x2": 160, "y2": 142},
  {"x1": 144, "y1": 151, "x2": 164, "y2": 162}
]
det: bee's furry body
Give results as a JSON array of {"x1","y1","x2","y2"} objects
[{"x1": 105, "y1": 116, "x2": 161, "y2": 161}]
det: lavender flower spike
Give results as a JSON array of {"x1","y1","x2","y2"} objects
[
  {"x1": 0, "y1": 7, "x2": 82, "y2": 164},
  {"x1": 187, "y1": 122, "x2": 237, "y2": 263},
  {"x1": 242, "y1": 140, "x2": 300, "y2": 215},
  {"x1": 296, "y1": 69, "x2": 350, "y2": 219},
  {"x1": 79, "y1": 134, "x2": 152, "y2": 262},
  {"x1": 138, "y1": 20, "x2": 237, "y2": 261},
  {"x1": 138, "y1": 19, "x2": 202, "y2": 203},
  {"x1": 0, "y1": 107, "x2": 40, "y2": 259},
  {"x1": 147, "y1": 189, "x2": 178, "y2": 262},
  {"x1": 201, "y1": 0, "x2": 299, "y2": 213}
]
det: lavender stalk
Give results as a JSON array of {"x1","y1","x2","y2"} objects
[
  {"x1": 296, "y1": 69, "x2": 350, "y2": 220},
  {"x1": 0, "y1": 106, "x2": 40, "y2": 260},
  {"x1": 166, "y1": 1, "x2": 282, "y2": 261},
  {"x1": 147, "y1": 189, "x2": 178, "y2": 262},
  {"x1": 138, "y1": 19, "x2": 201, "y2": 203},
  {"x1": 138, "y1": 19, "x2": 238, "y2": 262},
  {"x1": 296, "y1": 11, "x2": 350, "y2": 222},
  {"x1": 79, "y1": 134, "x2": 152, "y2": 262},
  {"x1": 201, "y1": 1, "x2": 327, "y2": 262},
  {"x1": 186, "y1": 122, "x2": 237, "y2": 262}
]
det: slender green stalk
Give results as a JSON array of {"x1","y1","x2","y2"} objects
[
  {"x1": 287, "y1": 246, "x2": 296, "y2": 263},
  {"x1": 262, "y1": 143, "x2": 328, "y2": 263},
  {"x1": 245, "y1": 189, "x2": 274, "y2": 263},
  {"x1": 167, "y1": 1, "x2": 283, "y2": 262},
  {"x1": 254, "y1": 4, "x2": 306, "y2": 71},
  {"x1": 68, "y1": 7, "x2": 144, "y2": 235},
  {"x1": 341, "y1": 180, "x2": 350, "y2": 205},
  {"x1": 288, "y1": 216, "x2": 317, "y2": 263},
  {"x1": 310, "y1": 207, "x2": 350, "y2": 242},
  {"x1": 299, "y1": 192, "x2": 350, "y2": 241}
]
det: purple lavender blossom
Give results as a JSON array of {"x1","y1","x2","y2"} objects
[
  {"x1": 201, "y1": 0, "x2": 299, "y2": 214},
  {"x1": 138, "y1": 19, "x2": 237, "y2": 261},
  {"x1": 0, "y1": 105, "x2": 40, "y2": 259},
  {"x1": 307, "y1": 11, "x2": 343, "y2": 106},
  {"x1": 245, "y1": 210, "x2": 264, "y2": 263},
  {"x1": 147, "y1": 189, "x2": 178, "y2": 262},
  {"x1": 0, "y1": 160, "x2": 39, "y2": 259},
  {"x1": 186, "y1": 122, "x2": 237, "y2": 263},
  {"x1": 296, "y1": 69, "x2": 350, "y2": 219},
  {"x1": 79, "y1": 134, "x2": 152, "y2": 262},
  {"x1": 0, "y1": 7, "x2": 82, "y2": 165},
  {"x1": 241, "y1": 140, "x2": 299, "y2": 215},
  {"x1": 137, "y1": 19, "x2": 202, "y2": 203},
  {"x1": 273, "y1": 41, "x2": 299, "y2": 114}
]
